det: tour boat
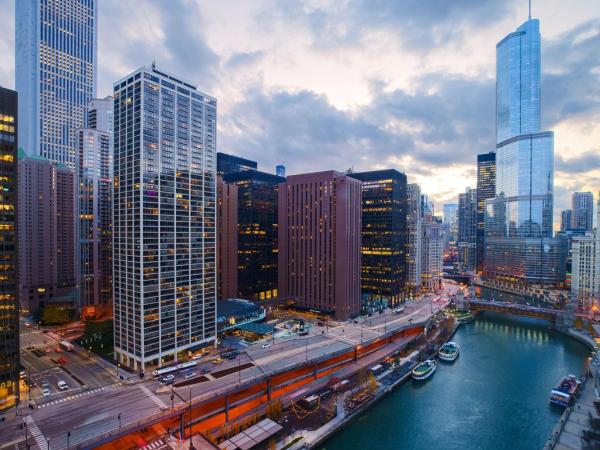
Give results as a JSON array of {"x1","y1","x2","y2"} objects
[
  {"x1": 412, "y1": 359, "x2": 436, "y2": 381},
  {"x1": 438, "y1": 342, "x2": 460, "y2": 362},
  {"x1": 550, "y1": 375, "x2": 581, "y2": 407}
]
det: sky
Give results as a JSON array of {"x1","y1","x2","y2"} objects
[{"x1": 0, "y1": 0, "x2": 599, "y2": 225}]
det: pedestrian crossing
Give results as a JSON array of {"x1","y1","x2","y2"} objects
[
  {"x1": 138, "y1": 384, "x2": 168, "y2": 409},
  {"x1": 24, "y1": 415, "x2": 47, "y2": 450},
  {"x1": 140, "y1": 439, "x2": 166, "y2": 450},
  {"x1": 38, "y1": 387, "x2": 106, "y2": 408},
  {"x1": 151, "y1": 422, "x2": 168, "y2": 436}
]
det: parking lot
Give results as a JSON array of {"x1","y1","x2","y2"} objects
[{"x1": 20, "y1": 325, "x2": 117, "y2": 405}]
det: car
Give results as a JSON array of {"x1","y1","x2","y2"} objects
[
  {"x1": 58, "y1": 357, "x2": 68, "y2": 365},
  {"x1": 200, "y1": 367, "x2": 211, "y2": 375},
  {"x1": 24, "y1": 322, "x2": 32, "y2": 328},
  {"x1": 192, "y1": 354, "x2": 204, "y2": 361},
  {"x1": 55, "y1": 347, "x2": 62, "y2": 353},
  {"x1": 299, "y1": 331, "x2": 309, "y2": 336},
  {"x1": 212, "y1": 357, "x2": 224, "y2": 365},
  {"x1": 41, "y1": 379, "x2": 49, "y2": 388},
  {"x1": 42, "y1": 388, "x2": 50, "y2": 397},
  {"x1": 44, "y1": 348, "x2": 51, "y2": 353},
  {"x1": 159, "y1": 374, "x2": 175, "y2": 383},
  {"x1": 184, "y1": 372, "x2": 196, "y2": 379},
  {"x1": 57, "y1": 380, "x2": 69, "y2": 391},
  {"x1": 262, "y1": 343, "x2": 272, "y2": 349}
]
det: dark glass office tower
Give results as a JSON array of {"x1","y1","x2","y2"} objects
[
  {"x1": 350, "y1": 169, "x2": 408, "y2": 307},
  {"x1": 217, "y1": 152, "x2": 257, "y2": 177},
  {"x1": 221, "y1": 170, "x2": 285, "y2": 300},
  {"x1": 0, "y1": 87, "x2": 19, "y2": 410},
  {"x1": 476, "y1": 152, "x2": 495, "y2": 273}
]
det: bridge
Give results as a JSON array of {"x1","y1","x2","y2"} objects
[{"x1": 466, "y1": 299, "x2": 564, "y2": 323}]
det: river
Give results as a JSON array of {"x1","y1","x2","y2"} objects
[{"x1": 320, "y1": 312, "x2": 590, "y2": 450}]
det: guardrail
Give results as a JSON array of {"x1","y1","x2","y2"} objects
[{"x1": 76, "y1": 318, "x2": 427, "y2": 449}]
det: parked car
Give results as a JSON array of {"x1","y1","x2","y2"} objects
[
  {"x1": 57, "y1": 380, "x2": 69, "y2": 391},
  {"x1": 42, "y1": 388, "x2": 50, "y2": 397},
  {"x1": 262, "y1": 343, "x2": 272, "y2": 349},
  {"x1": 212, "y1": 357, "x2": 224, "y2": 365},
  {"x1": 184, "y1": 372, "x2": 196, "y2": 379}
]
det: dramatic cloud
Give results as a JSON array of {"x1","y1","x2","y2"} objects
[{"x1": 0, "y1": 0, "x2": 598, "y2": 225}]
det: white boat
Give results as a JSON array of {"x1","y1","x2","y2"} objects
[
  {"x1": 438, "y1": 341, "x2": 460, "y2": 362},
  {"x1": 412, "y1": 359, "x2": 436, "y2": 380}
]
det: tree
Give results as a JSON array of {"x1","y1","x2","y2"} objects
[{"x1": 367, "y1": 372, "x2": 377, "y2": 393}]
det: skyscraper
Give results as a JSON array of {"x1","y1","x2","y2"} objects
[
  {"x1": 278, "y1": 171, "x2": 362, "y2": 320},
  {"x1": 77, "y1": 97, "x2": 113, "y2": 312},
  {"x1": 484, "y1": 17, "x2": 563, "y2": 286},
  {"x1": 458, "y1": 187, "x2": 477, "y2": 272},
  {"x1": 572, "y1": 192, "x2": 594, "y2": 231},
  {"x1": 15, "y1": 0, "x2": 97, "y2": 169},
  {"x1": 561, "y1": 209, "x2": 573, "y2": 232},
  {"x1": 443, "y1": 203, "x2": 458, "y2": 246},
  {"x1": 476, "y1": 152, "x2": 495, "y2": 273},
  {"x1": 0, "y1": 87, "x2": 19, "y2": 411},
  {"x1": 406, "y1": 183, "x2": 422, "y2": 295},
  {"x1": 276, "y1": 164, "x2": 286, "y2": 178},
  {"x1": 219, "y1": 170, "x2": 285, "y2": 301},
  {"x1": 571, "y1": 195, "x2": 600, "y2": 309},
  {"x1": 18, "y1": 153, "x2": 76, "y2": 315},
  {"x1": 421, "y1": 215, "x2": 444, "y2": 292},
  {"x1": 113, "y1": 65, "x2": 217, "y2": 371},
  {"x1": 350, "y1": 169, "x2": 408, "y2": 307}
]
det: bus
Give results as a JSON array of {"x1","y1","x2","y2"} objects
[
  {"x1": 152, "y1": 360, "x2": 198, "y2": 378},
  {"x1": 60, "y1": 341, "x2": 74, "y2": 351}
]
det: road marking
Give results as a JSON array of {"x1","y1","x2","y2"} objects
[
  {"x1": 138, "y1": 385, "x2": 168, "y2": 409},
  {"x1": 24, "y1": 416, "x2": 47, "y2": 450},
  {"x1": 141, "y1": 439, "x2": 166, "y2": 450},
  {"x1": 38, "y1": 387, "x2": 106, "y2": 408}
]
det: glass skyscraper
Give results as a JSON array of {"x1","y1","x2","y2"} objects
[
  {"x1": 476, "y1": 152, "x2": 495, "y2": 273},
  {"x1": 0, "y1": 87, "x2": 19, "y2": 411},
  {"x1": 113, "y1": 65, "x2": 217, "y2": 371},
  {"x1": 350, "y1": 170, "x2": 408, "y2": 308},
  {"x1": 15, "y1": 0, "x2": 97, "y2": 169},
  {"x1": 484, "y1": 18, "x2": 563, "y2": 286}
]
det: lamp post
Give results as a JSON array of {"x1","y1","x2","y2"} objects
[
  {"x1": 118, "y1": 413, "x2": 122, "y2": 431},
  {"x1": 188, "y1": 387, "x2": 195, "y2": 450},
  {"x1": 67, "y1": 431, "x2": 71, "y2": 450},
  {"x1": 46, "y1": 438, "x2": 50, "y2": 450}
]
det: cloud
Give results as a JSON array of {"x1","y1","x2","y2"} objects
[
  {"x1": 97, "y1": 0, "x2": 219, "y2": 95},
  {"x1": 273, "y1": 0, "x2": 517, "y2": 52},
  {"x1": 542, "y1": 19, "x2": 600, "y2": 127}
]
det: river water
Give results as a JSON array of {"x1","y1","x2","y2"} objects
[{"x1": 320, "y1": 312, "x2": 590, "y2": 450}]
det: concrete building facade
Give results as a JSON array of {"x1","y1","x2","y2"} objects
[
  {"x1": 77, "y1": 97, "x2": 113, "y2": 310},
  {"x1": 406, "y1": 183, "x2": 422, "y2": 295},
  {"x1": 112, "y1": 65, "x2": 217, "y2": 371},
  {"x1": 278, "y1": 171, "x2": 361, "y2": 320},
  {"x1": 18, "y1": 153, "x2": 76, "y2": 315}
]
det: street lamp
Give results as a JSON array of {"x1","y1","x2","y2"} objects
[
  {"x1": 67, "y1": 431, "x2": 71, "y2": 450},
  {"x1": 23, "y1": 419, "x2": 29, "y2": 450},
  {"x1": 118, "y1": 413, "x2": 122, "y2": 430},
  {"x1": 189, "y1": 387, "x2": 195, "y2": 450},
  {"x1": 46, "y1": 438, "x2": 50, "y2": 450}
]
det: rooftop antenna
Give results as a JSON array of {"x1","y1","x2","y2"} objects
[
  {"x1": 152, "y1": 58, "x2": 156, "y2": 69},
  {"x1": 528, "y1": 0, "x2": 531, "y2": 19}
]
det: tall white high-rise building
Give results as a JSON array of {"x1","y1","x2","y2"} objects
[
  {"x1": 407, "y1": 183, "x2": 422, "y2": 294},
  {"x1": 113, "y1": 65, "x2": 217, "y2": 371},
  {"x1": 572, "y1": 194, "x2": 600, "y2": 308},
  {"x1": 15, "y1": 0, "x2": 97, "y2": 169},
  {"x1": 77, "y1": 97, "x2": 113, "y2": 311},
  {"x1": 421, "y1": 215, "x2": 444, "y2": 292}
]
